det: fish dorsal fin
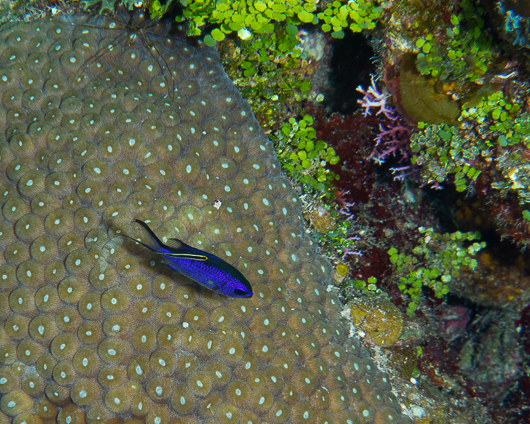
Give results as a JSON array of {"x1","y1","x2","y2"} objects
[
  {"x1": 165, "y1": 238, "x2": 184, "y2": 250},
  {"x1": 128, "y1": 220, "x2": 209, "y2": 261}
]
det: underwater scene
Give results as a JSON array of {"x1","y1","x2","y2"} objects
[{"x1": 0, "y1": 0, "x2": 529, "y2": 423}]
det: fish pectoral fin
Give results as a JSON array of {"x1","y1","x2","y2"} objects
[
  {"x1": 163, "y1": 252, "x2": 209, "y2": 261},
  {"x1": 195, "y1": 280, "x2": 221, "y2": 292}
]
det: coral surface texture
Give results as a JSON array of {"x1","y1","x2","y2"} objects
[{"x1": 0, "y1": 12, "x2": 411, "y2": 424}]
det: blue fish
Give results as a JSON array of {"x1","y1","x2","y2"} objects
[{"x1": 122, "y1": 219, "x2": 253, "y2": 298}]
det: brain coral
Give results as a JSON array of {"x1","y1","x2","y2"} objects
[{"x1": 0, "y1": 9, "x2": 414, "y2": 424}]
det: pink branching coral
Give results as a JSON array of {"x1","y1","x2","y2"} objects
[
  {"x1": 356, "y1": 76, "x2": 396, "y2": 120},
  {"x1": 371, "y1": 122, "x2": 412, "y2": 165},
  {"x1": 357, "y1": 76, "x2": 414, "y2": 179},
  {"x1": 342, "y1": 235, "x2": 363, "y2": 260},
  {"x1": 334, "y1": 188, "x2": 355, "y2": 217}
]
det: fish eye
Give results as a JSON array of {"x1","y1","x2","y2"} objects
[{"x1": 234, "y1": 288, "x2": 251, "y2": 297}]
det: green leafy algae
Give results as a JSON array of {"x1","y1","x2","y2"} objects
[
  {"x1": 80, "y1": 0, "x2": 127, "y2": 13},
  {"x1": 345, "y1": 276, "x2": 382, "y2": 295},
  {"x1": 386, "y1": 0, "x2": 499, "y2": 101},
  {"x1": 410, "y1": 122, "x2": 482, "y2": 192},
  {"x1": 411, "y1": 89, "x2": 530, "y2": 201},
  {"x1": 388, "y1": 227, "x2": 485, "y2": 316},
  {"x1": 414, "y1": 0, "x2": 495, "y2": 86},
  {"x1": 217, "y1": 24, "x2": 309, "y2": 132},
  {"x1": 176, "y1": 0, "x2": 383, "y2": 40},
  {"x1": 272, "y1": 114, "x2": 339, "y2": 196}
]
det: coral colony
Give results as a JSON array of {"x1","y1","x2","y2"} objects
[
  {"x1": 356, "y1": 76, "x2": 396, "y2": 121},
  {"x1": 0, "y1": 7, "x2": 412, "y2": 424},
  {"x1": 356, "y1": 78, "x2": 415, "y2": 182}
]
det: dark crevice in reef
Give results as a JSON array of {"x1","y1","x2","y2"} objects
[{"x1": 323, "y1": 31, "x2": 376, "y2": 115}]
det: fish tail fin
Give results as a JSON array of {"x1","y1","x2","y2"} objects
[
  {"x1": 120, "y1": 233, "x2": 159, "y2": 252},
  {"x1": 132, "y1": 219, "x2": 166, "y2": 250}
]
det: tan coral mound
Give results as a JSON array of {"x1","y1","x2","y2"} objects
[
  {"x1": 349, "y1": 298, "x2": 403, "y2": 347},
  {"x1": 0, "y1": 11, "x2": 413, "y2": 424}
]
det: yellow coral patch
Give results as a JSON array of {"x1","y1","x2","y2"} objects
[{"x1": 350, "y1": 298, "x2": 403, "y2": 347}]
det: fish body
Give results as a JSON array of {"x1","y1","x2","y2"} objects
[{"x1": 123, "y1": 219, "x2": 253, "y2": 298}]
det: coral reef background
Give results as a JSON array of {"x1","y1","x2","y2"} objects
[{"x1": 2, "y1": 0, "x2": 530, "y2": 422}]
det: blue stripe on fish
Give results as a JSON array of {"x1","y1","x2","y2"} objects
[{"x1": 122, "y1": 219, "x2": 253, "y2": 298}]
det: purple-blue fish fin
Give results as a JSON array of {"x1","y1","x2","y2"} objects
[
  {"x1": 133, "y1": 219, "x2": 166, "y2": 250},
  {"x1": 134, "y1": 220, "x2": 207, "y2": 261},
  {"x1": 165, "y1": 238, "x2": 185, "y2": 250},
  {"x1": 160, "y1": 258, "x2": 178, "y2": 272},
  {"x1": 193, "y1": 277, "x2": 220, "y2": 292},
  {"x1": 164, "y1": 239, "x2": 207, "y2": 261},
  {"x1": 120, "y1": 233, "x2": 159, "y2": 253}
]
